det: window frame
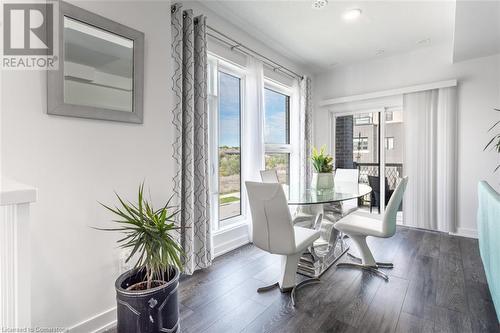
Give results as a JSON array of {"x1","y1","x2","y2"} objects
[
  {"x1": 353, "y1": 136, "x2": 369, "y2": 152},
  {"x1": 384, "y1": 137, "x2": 395, "y2": 150},
  {"x1": 385, "y1": 111, "x2": 394, "y2": 122},
  {"x1": 354, "y1": 114, "x2": 373, "y2": 126},
  {"x1": 263, "y1": 79, "x2": 294, "y2": 185},
  {"x1": 208, "y1": 55, "x2": 248, "y2": 232}
]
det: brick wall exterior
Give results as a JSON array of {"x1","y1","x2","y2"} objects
[{"x1": 335, "y1": 115, "x2": 354, "y2": 169}]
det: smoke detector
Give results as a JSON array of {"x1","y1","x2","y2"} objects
[{"x1": 312, "y1": 0, "x2": 328, "y2": 9}]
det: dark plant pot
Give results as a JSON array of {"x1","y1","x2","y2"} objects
[{"x1": 115, "y1": 266, "x2": 180, "y2": 333}]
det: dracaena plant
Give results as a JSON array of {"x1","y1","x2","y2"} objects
[
  {"x1": 96, "y1": 183, "x2": 183, "y2": 290},
  {"x1": 484, "y1": 108, "x2": 500, "y2": 173},
  {"x1": 311, "y1": 145, "x2": 334, "y2": 173}
]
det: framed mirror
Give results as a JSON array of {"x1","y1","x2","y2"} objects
[{"x1": 48, "y1": 1, "x2": 144, "y2": 123}]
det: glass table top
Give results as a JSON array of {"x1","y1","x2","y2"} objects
[{"x1": 285, "y1": 181, "x2": 372, "y2": 205}]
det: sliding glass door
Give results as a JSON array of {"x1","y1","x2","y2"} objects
[
  {"x1": 383, "y1": 109, "x2": 404, "y2": 219},
  {"x1": 353, "y1": 112, "x2": 380, "y2": 214},
  {"x1": 334, "y1": 108, "x2": 404, "y2": 217}
]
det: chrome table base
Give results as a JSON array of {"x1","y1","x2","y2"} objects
[{"x1": 296, "y1": 210, "x2": 350, "y2": 279}]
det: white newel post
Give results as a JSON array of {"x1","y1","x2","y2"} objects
[{"x1": 0, "y1": 180, "x2": 37, "y2": 329}]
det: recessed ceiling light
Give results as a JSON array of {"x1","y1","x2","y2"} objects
[
  {"x1": 312, "y1": 0, "x2": 328, "y2": 10},
  {"x1": 343, "y1": 8, "x2": 362, "y2": 21}
]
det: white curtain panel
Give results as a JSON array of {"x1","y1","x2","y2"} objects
[
  {"x1": 403, "y1": 87, "x2": 457, "y2": 232},
  {"x1": 243, "y1": 57, "x2": 265, "y2": 182},
  {"x1": 242, "y1": 57, "x2": 265, "y2": 241},
  {"x1": 171, "y1": 4, "x2": 211, "y2": 274},
  {"x1": 299, "y1": 76, "x2": 313, "y2": 191}
]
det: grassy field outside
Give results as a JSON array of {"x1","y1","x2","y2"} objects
[
  {"x1": 220, "y1": 196, "x2": 239, "y2": 204},
  {"x1": 218, "y1": 147, "x2": 289, "y2": 219}
]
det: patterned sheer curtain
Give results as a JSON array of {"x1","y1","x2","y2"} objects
[
  {"x1": 171, "y1": 4, "x2": 211, "y2": 274},
  {"x1": 299, "y1": 76, "x2": 313, "y2": 191}
]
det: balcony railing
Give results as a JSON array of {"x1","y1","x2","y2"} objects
[{"x1": 354, "y1": 162, "x2": 404, "y2": 190}]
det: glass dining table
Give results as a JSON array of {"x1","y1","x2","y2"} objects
[{"x1": 284, "y1": 181, "x2": 372, "y2": 278}]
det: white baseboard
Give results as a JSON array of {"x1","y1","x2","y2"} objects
[
  {"x1": 213, "y1": 233, "x2": 250, "y2": 257},
  {"x1": 68, "y1": 307, "x2": 116, "y2": 333},
  {"x1": 213, "y1": 223, "x2": 250, "y2": 257},
  {"x1": 453, "y1": 227, "x2": 478, "y2": 239},
  {"x1": 396, "y1": 221, "x2": 478, "y2": 239}
]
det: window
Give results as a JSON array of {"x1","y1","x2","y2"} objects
[
  {"x1": 264, "y1": 86, "x2": 291, "y2": 184},
  {"x1": 218, "y1": 71, "x2": 242, "y2": 223},
  {"x1": 265, "y1": 153, "x2": 290, "y2": 184},
  {"x1": 354, "y1": 114, "x2": 373, "y2": 126},
  {"x1": 385, "y1": 137, "x2": 394, "y2": 150},
  {"x1": 385, "y1": 111, "x2": 394, "y2": 122},
  {"x1": 208, "y1": 56, "x2": 298, "y2": 234},
  {"x1": 353, "y1": 136, "x2": 369, "y2": 152},
  {"x1": 264, "y1": 88, "x2": 290, "y2": 144}
]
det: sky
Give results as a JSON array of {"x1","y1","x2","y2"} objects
[{"x1": 219, "y1": 72, "x2": 288, "y2": 147}]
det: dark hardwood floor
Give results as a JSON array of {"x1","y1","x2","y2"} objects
[{"x1": 111, "y1": 226, "x2": 500, "y2": 332}]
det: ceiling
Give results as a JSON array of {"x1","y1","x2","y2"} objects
[
  {"x1": 202, "y1": 1, "x2": 456, "y2": 73},
  {"x1": 453, "y1": 0, "x2": 500, "y2": 62}
]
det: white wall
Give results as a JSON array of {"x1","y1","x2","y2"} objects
[
  {"x1": 314, "y1": 45, "x2": 500, "y2": 237},
  {"x1": 1, "y1": 0, "x2": 309, "y2": 329},
  {"x1": 1, "y1": 0, "x2": 174, "y2": 330}
]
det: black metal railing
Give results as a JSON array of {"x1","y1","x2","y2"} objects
[
  {"x1": 354, "y1": 162, "x2": 403, "y2": 189},
  {"x1": 353, "y1": 162, "x2": 403, "y2": 208}
]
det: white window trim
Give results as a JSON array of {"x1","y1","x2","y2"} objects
[
  {"x1": 209, "y1": 56, "x2": 248, "y2": 232},
  {"x1": 263, "y1": 78, "x2": 297, "y2": 184},
  {"x1": 208, "y1": 54, "x2": 300, "y2": 255}
]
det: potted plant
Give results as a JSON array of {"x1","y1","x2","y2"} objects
[
  {"x1": 311, "y1": 145, "x2": 334, "y2": 189},
  {"x1": 97, "y1": 183, "x2": 183, "y2": 333},
  {"x1": 484, "y1": 108, "x2": 500, "y2": 172}
]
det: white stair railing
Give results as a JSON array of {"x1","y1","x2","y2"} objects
[{"x1": 0, "y1": 180, "x2": 37, "y2": 329}]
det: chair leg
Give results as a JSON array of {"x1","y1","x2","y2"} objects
[
  {"x1": 337, "y1": 235, "x2": 390, "y2": 280},
  {"x1": 337, "y1": 262, "x2": 389, "y2": 280},
  {"x1": 347, "y1": 252, "x2": 394, "y2": 268},
  {"x1": 279, "y1": 253, "x2": 301, "y2": 291},
  {"x1": 349, "y1": 235, "x2": 376, "y2": 266},
  {"x1": 257, "y1": 282, "x2": 279, "y2": 293},
  {"x1": 257, "y1": 253, "x2": 320, "y2": 306}
]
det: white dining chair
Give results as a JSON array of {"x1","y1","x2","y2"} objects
[
  {"x1": 259, "y1": 169, "x2": 317, "y2": 228},
  {"x1": 324, "y1": 168, "x2": 360, "y2": 219},
  {"x1": 333, "y1": 168, "x2": 360, "y2": 216},
  {"x1": 245, "y1": 181, "x2": 321, "y2": 305},
  {"x1": 260, "y1": 169, "x2": 279, "y2": 183},
  {"x1": 334, "y1": 176, "x2": 408, "y2": 280}
]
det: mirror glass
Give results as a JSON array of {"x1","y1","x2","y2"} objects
[{"x1": 63, "y1": 16, "x2": 134, "y2": 112}]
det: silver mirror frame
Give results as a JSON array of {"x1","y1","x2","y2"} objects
[{"x1": 48, "y1": 1, "x2": 144, "y2": 123}]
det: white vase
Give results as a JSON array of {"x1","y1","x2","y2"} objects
[{"x1": 311, "y1": 172, "x2": 334, "y2": 190}]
